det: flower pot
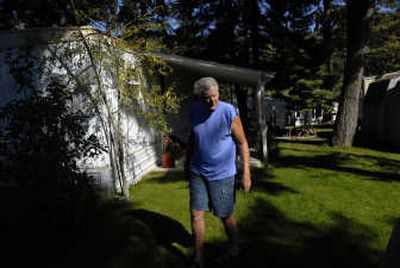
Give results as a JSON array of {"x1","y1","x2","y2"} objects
[{"x1": 162, "y1": 153, "x2": 173, "y2": 168}]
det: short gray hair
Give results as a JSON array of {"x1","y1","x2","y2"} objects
[{"x1": 193, "y1": 77, "x2": 219, "y2": 96}]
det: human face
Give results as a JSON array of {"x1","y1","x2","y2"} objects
[{"x1": 200, "y1": 85, "x2": 219, "y2": 111}]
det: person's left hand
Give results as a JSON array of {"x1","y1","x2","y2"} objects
[{"x1": 241, "y1": 170, "x2": 251, "y2": 192}]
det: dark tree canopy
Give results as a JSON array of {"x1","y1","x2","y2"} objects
[{"x1": 1, "y1": 0, "x2": 399, "y2": 145}]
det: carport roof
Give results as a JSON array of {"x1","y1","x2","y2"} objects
[{"x1": 151, "y1": 52, "x2": 275, "y2": 86}]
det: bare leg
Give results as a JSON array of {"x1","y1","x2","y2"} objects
[
  {"x1": 221, "y1": 215, "x2": 239, "y2": 253},
  {"x1": 191, "y1": 210, "x2": 205, "y2": 265},
  {"x1": 212, "y1": 215, "x2": 240, "y2": 266}
]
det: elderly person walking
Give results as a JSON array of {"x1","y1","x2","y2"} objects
[{"x1": 185, "y1": 77, "x2": 251, "y2": 268}]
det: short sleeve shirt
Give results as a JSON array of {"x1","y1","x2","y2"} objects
[{"x1": 189, "y1": 100, "x2": 238, "y2": 180}]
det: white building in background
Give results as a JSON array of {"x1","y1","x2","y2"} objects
[
  {"x1": 264, "y1": 96, "x2": 336, "y2": 130},
  {"x1": 0, "y1": 27, "x2": 161, "y2": 191},
  {"x1": 331, "y1": 101, "x2": 339, "y2": 122}
]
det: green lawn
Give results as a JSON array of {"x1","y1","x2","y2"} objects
[{"x1": 130, "y1": 140, "x2": 400, "y2": 267}]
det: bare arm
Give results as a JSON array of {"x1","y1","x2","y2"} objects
[{"x1": 231, "y1": 116, "x2": 251, "y2": 192}]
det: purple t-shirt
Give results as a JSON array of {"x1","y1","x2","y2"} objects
[{"x1": 189, "y1": 100, "x2": 238, "y2": 180}]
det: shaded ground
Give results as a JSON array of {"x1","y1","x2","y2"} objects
[
  {"x1": 0, "y1": 187, "x2": 188, "y2": 268},
  {"x1": 203, "y1": 201, "x2": 381, "y2": 268},
  {"x1": 275, "y1": 150, "x2": 400, "y2": 182},
  {"x1": 139, "y1": 166, "x2": 392, "y2": 268},
  {"x1": 1, "y1": 135, "x2": 399, "y2": 267},
  {"x1": 196, "y1": 169, "x2": 384, "y2": 268}
]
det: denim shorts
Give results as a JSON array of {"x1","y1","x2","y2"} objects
[{"x1": 189, "y1": 172, "x2": 236, "y2": 218}]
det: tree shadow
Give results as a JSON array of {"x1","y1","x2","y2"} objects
[
  {"x1": 145, "y1": 169, "x2": 187, "y2": 184},
  {"x1": 384, "y1": 218, "x2": 400, "y2": 268},
  {"x1": 284, "y1": 145, "x2": 400, "y2": 164},
  {"x1": 274, "y1": 126, "x2": 333, "y2": 146},
  {"x1": 123, "y1": 208, "x2": 192, "y2": 256},
  {"x1": 280, "y1": 145, "x2": 400, "y2": 178},
  {"x1": 244, "y1": 166, "x2": 299, "y2": 195},
  {"x1": 274, "y1": 152, "x2": 400, "y2": 182},
  {"x1": 0, "y1": 191, "x2": 189, "y2": 268},
  {"x1": 316, "y1": 129, "x2": 334, "y2": 140},
  {"x1": 275, "y1": 138, "x2": 329, "y2": 146},
  {"x1": 145, "y1": 167, "x2": 299, "y2": 196},
  {"x1": 204, "y1": 199, "x2": 381, "y2": 268}
]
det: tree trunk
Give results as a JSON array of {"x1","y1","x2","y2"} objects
[
  {"x1": 332, "y1": 0, "x2": 374, "y2": 146},
  {"x1": 241, "y1": 0, "x2": 260, "y2": 67},
  {"x1": 117, "y1": 88, "x2": 129, "y2": 199}
]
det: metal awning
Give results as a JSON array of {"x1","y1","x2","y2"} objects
[{"x1": 151, "y1": 52, "x2": 274, "y2": 86}]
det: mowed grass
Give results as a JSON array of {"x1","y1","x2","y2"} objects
[{"x1": 130, "y1": 139, "x2": 400, "y2": 267}]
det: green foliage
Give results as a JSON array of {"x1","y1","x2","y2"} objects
[
  {"x1": 141, "y1": 84, "x2": 181, "y2": 136},
  {"x1": 287, "y1": 65, "x2": 341, "y2": 112},
  {"x1": 260, "y1": 43, "x2": 278, "y2": 64},
  {"x1": 366, "y1": 10, "x2": 400, "y2": 75},
  {"x1": 71, "y1": 0, "x2": 181, "y2": 137},
  {"x1": 0, "y1": 78, "x2": 103, "y2": 190}
]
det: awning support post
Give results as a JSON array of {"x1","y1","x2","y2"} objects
[{"x1": 256, "y1": 75, "x2": 268, "y2": 164}]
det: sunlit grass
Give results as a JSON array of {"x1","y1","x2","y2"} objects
[
  {"x1": 130, "y1": 139, "x2": 400, "y2": 266},
  {"x1": 271, "y1": 142, "x2": 400, "y2": 249}
]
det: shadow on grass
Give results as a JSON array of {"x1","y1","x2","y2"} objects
[
  {"x1": 204, "y1": 199, "x2": 381, "y2": 268},
  {"x1": 123, "y1": 209, "x2": 192, "y2": 257},
  {"x1": 385, "y1": 219, "x2": 400, "y2": 268},
  {"x1": 275, "y1": 138, "x2": 329, "y2": 146},
  {"x1": 246, "y1": 167, "x2": 299, "y2": 195},
  {"x1": 274, "y1": 151, "x2": 400, "y2": 182},
  {"x1": 3, "y1": 149, "x2": 395, "y2": 268},
  {"x1": 147, "y1": 167, "x2": 300, "y2": 196},
  {"x1": 274, "y1": 126, "x2": 333, "y2": 146},
  {"x1": 145, "y1": 169, "x2": 186, "y2": 184},
  {"x1": 282, "y1": 145, "x2": 400, "y2": 162},
  {"x1": 0, "y1": 187, "x2": 189, "y2": 268}
]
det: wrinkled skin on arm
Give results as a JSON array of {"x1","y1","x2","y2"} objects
[{"x1": 231, "y1": 116, "x2": 251, "y2": 192}]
